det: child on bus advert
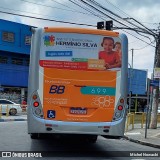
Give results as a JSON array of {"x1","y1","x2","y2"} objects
[
  {"x1": 98, "y1": 37, "x2": 121, "y2": 70},
  {"x1": 114, "y1": 41, "x2": 122, "y2": 61}
]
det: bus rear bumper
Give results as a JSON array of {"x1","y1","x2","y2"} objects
[{"x1": 28, "y1": 114, "x2": 126, "y2": 136}]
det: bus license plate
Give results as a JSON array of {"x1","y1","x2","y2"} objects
[{"x1": 70, "y1": 107, "x2": 87, "y2": 115}]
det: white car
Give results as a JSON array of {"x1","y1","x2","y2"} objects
[{"x1": 0, "y1": 99, "x2": 22, "y2": 116}]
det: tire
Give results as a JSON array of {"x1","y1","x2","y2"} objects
[
  {"x1": 86, "y1": 135, "x2": 98, "y2": 143},
  {"x1": 30, "y1": 133, "x2": 39, "y2": 139},
  {"x1": 9, "y1": 108, "x2": 17, "y2": 116}
]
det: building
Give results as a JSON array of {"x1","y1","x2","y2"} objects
[{"x1": 0, "y1": 19, "x2": 32, "y2": 103}]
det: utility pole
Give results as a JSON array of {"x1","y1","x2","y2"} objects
[
  {"x1": 150, "y1": 31, "x2": 160, "y2": 129},
  {"x1": 128, "y1": 49, "x2": 134, "y2": 113},
  {"x1": 131, "y1": 49, "x2": 134, "y2": 68}
]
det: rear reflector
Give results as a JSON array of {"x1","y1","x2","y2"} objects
[
  {"x1": 104, "y1": 126, "x2": 110, "y2": 129},
  {"x1": 35, "y1": 108, "x2": 41, "y2": 115},
  {"x1": 45, "y1": 124, "x2": 52, "y2": 127}
]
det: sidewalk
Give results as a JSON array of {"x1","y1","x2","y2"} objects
[
  {"x1": 0, "y1": 114, "x2": 27, "y2": 122},
  {"x1": 124, "y1": 123, "x2": 160, "y2": 149}
]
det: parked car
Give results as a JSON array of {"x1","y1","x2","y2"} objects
[{"x1": 0, "y1": 99, "x2": 22, "y2": 116}]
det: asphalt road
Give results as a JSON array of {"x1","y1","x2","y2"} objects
[{"x1": 0, "y1": 121, "x2": 160, "y2": 160}]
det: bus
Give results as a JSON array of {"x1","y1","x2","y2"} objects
[{"x1": 27, "y1": 27, "x2": 128, "y2": 142}]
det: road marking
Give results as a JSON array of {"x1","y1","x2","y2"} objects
[
  {"x1": 150, "y1": 133, "x2": 160, "y2": 138},
  {"x1": 124, "y1": 132, "x2": 141, "y2": 135},
  {"x1": 130, "y1": 159, "x2": 146, "y2": 160}
]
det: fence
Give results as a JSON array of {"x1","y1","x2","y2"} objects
[
  {"x1": 125, "y1": 112, "x2": 134, "y2": 131},
  {"x1": 125, "y1": 112, "x2": 160, "y2": 131}
]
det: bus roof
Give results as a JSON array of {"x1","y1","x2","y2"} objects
[{"x1": 44, "y1": 27, "x2": 119, "y2": 37}]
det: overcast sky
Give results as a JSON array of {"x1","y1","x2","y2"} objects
[{"x1": 0, "y1": 0, "x2": 159, "y2": 78}]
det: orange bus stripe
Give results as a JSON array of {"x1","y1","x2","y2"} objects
[{"x1": 44, "y1": 27, "x2": 119, "y2": 37}]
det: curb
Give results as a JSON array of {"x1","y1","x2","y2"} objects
[
  {"x1": 0, "y1": 118, "x2": 27, "y2": 122},
  {"x1": 124, "y1": 136, "x2": 160, "y2": 149}
]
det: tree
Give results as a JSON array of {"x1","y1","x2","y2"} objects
[{"x1": 150, "y1": 33, "x2": 160, "y2": 129}]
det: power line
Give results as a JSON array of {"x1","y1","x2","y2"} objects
[
  {"x1": 129, "y1": 40, "x2": 139, "y2": 44},
  {"x1": 104, "y1": 0, "x2": 131, "y2": 18},
  {"x1": 134, "y1": 40, "x2": 156, "y2": 50},
  {"x1": 50, "y1": 0, "x2": 76, "y2": 9},
  {"x1": 68, "y1": 0, "x2": 106, "y2": 21},
  {"x1": 0, "y1": 6, "x2": 79, "y2": 21},
  {"x1": 20, "y1": 0, "x2": 93, "y2": 16},
  {"x1": 105, "y1": 0, "x2": 158, "y2": 32},
  {"x1": 87, "y1": 0, "x2": 157, "y2": 36},
  {"x1": 140, "y1": 22, "x2": 159, "y2": 25},
  {"x1": 74, "y1": 0, "x2": 156, "y2": 47},
  {"x1": 77, "y1": 0, "x2": 133, "y2": 29},
  {"x1": 0, "y1": 9, "x2": 96, "y2": 27},
  {"x1": 0, "y1": 0, "x2": 157, "y2": 48},
  {"x1": 126, "y1": 18, "x2": 157, "y2": 37},
  {"x1": 76, "y1": 0, "x2": 156, "y2": 38},
  {"x1": 121, "y1": 29, "x2": 156, "y2": 48}
]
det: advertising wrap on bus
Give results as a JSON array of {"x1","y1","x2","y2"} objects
[
  {"x1": 38, "y1": 29, "x2": 122, "y2": 122},
  {"x1": 27, "y1": 27, "x2": 128, "y2": 139}
]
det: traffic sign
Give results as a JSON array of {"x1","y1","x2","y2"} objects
[
  {"x1": 150, "y1": 80, "x2": 159, "y2": 87},
  {"x1": 128, "y1": 69, "x2": 147, "y2": 95}
]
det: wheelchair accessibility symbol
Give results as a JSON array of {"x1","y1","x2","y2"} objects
[{"x1": 47, "y1": 110, "x2": 56, "y2": 118}]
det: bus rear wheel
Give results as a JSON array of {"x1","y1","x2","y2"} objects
[
  {"x1": 86, "y1": 135, "x2": 97, "y2": 143},
  {"x1": 30, "y1": 133, "x2": 39, "y2": 139}
]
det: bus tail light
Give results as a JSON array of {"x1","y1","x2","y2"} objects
[
  {"x1": 31, "y1": 92, "x2": 43, "y2": 118},
  {"x1": 32, "y1": 94, "x2": 38, "y2": 100},
  {"x1": 33, "y1": 101, "x2": 39, "y2": 107},
  {"x1": 113, "y1": 97, "x2": 125, "y2": 121},
  {"x1": 118, "y1": 105, "x2": 123, "y2": 110},
  {"x1": 120, "y1": 98, "x2": 124, "y2": 103}
]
